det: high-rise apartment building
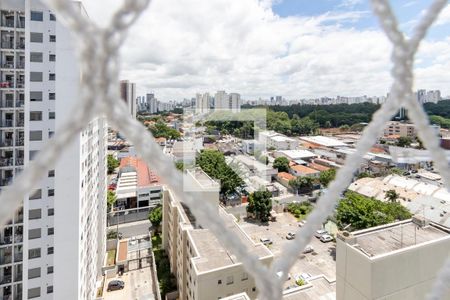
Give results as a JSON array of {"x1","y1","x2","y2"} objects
[
  {"x1": 336, "y1": 217, "x2": 450, "y2": 300},
  {"x1": 162, "y1": 168, "x2": 273, "y2": 300},
  {"x1": 146, "y1": 93, "x2": 157, "y2": 114},
  {"x1": 119, "y1": 80, "x2": 136, "y2": 118},
  {"x1": 195, "y1": 93, "x2": 210, "y2": 113},
  {"x1": 0, "y1": 1, "x2": 107, "y2": 299}
]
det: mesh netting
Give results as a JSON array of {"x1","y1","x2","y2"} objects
[{"x1": 0, "y1": 0, "x2": 449, "y2": 299}]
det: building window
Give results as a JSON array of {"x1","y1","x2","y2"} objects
[
  {"x1": 49, "y1": 35, "x2": 56, "y2": 42},
  {"x1": 48, "y1": 227, "x2": 54, "y2": 235},
  {"x1": 226, "y1": 276, "x2": 233, "y2": 285},
  {"x1": 49, "y1": 13, "x2": 56, "y2": 21},
  {"x1": 49, "y1": 112, "x2": 55, "y2": 120},
  {"x1": 28, "y1": 267, "x2": 41, "y2": 279},
  {"x1": 48, "y1": 170, "x2": 55, "y2": 177},
  {"x1": 30, "y1": 91, "x2": 43, "y2": 102},
  {"x1": 48, "y1": 131, "x2": 54, "y2": 138},
  {"x1": 30, "y1": 111, "x2": 42, "y2": 121},
  {"x1": 49, "y1": 93, "x2": 55, "y2": 100},
  {"x1": 28, "y1": 209, "x2": 42, "y2": 220},
  {"x1": 49, "y1": 73, "x2": 55, "y2": 81},
  {"x1": 27, "y1": 287, "x2": 41, "y2": 299},
  {"x1": 30, "y1": 52, "x2": 43, "y2": 63},
  {"x1": 48, "y1": 189, "x2": 54, "y2": 197},
  {"x1": 29, "y1": 189, "x2": 42, "y2": 200},
  {"x1": 28, "y1": 248, "x2": 41, "y2": 259},
  {"x1": 30, "y1": 32, "x2": 43, "y2": 43},
  {"x1": 30, "y1": 72, "x2": 43, "y2": 82},
  {"x1": 28, "y1": 228, "x2": 41, "y2": 240},
  {"x1": 31, "y1": 11, "x2": 43, "y2": 21},
  {"x1": 48, "y1": 208, "x2": 54, "y2": 216},
  {"x1": 29, "y1": 131, "x2": 42, "y2": 141},
  {"x1": 47, "y1": 247, "x2": 54, "y2": 255},
  {"x1": 49, "y1": 54, "x2": 56, "y2": 62},
  {"x1": 47, "y1": 266, "x2": 54, "y2": 274},
  {"x1": 47, "y1": 286, "x2": 53, "y2": 294}
]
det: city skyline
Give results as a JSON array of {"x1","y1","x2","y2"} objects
[{"x1": 84, "y1": 0, "x2": 450, "y2": 101}]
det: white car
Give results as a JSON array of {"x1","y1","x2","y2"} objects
[
  {"x1": 286, "y1": 232, "x2": 296, "y2": 240},
  {"x1": 320, "y1": 234, "x2": 333, "y2": 243},
  {"x1": 303, "y1": 245, "x2": 314, "y2": 254},
  {"x1": 298, "y1": 220, "x2": 307, "y2": 227},
  {"x1": 260, "y1": 237, "x2": 273, "y2": 245},
  {"x1": 315, "y1": 229, "x2": 328, "y2": 238}
]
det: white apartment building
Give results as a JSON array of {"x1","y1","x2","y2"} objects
[
  {"x1": 258, "y1": 131, "x2": 298, "y2": 150},
  {"x1": 213, "y1": 91, "x2": 242, "y2": 112},
  {"x1": 383, "y1": 121, "x2": 417, "y2": 138},
  {"x1": 162, "y1": 169, "x2": 273, "y2": 300},
  {"x1": 0, "y1": 1, "x2": 107, "y2": 299},
  {"x1": 119, "y1": 80, "x2": 136, "y2": 118},
  {"x1": 195, "y1": 93, "x2": 210, "y2": 113},
  {"x1": 336, "y1": 217, "x2": 450, "y2": 300}
]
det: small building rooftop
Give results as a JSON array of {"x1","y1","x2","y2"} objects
[
  {"x1": 347, "y1": 219, "x2": 450, "y2": 258},
  {"x1": 300, "y1": 136, "x2": 347, "y2": 148}
]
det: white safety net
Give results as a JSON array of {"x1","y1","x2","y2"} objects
[{"x1": 0, "y1": 0, "x2": 449, "y2": 299}]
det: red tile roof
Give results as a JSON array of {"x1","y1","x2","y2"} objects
[
  {"x1": 291, "y1": 164, "x2": 319, "y2": 174},
  {"x1": 120, "y1": 157, "x2": 161, "y2": 187},
  {"x1": 308, "y1": 163, "x2": 330, "y2": 172},
  {"x1": 277, "y1": 172, "x2": 295, "y2": 181}
]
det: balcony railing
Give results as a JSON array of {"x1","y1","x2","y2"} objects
[
  {"x1": 15, "y1": 159, "x2": 23, "y2": 166},
  {"x1": 0, "y1": 236, "x2": 12, "y2": 245},
  {"x1": 0, "y1": 62, "x2": 14, "y2": 69},
  {"x1": 15, "y1": 62, "x2": 24, "y2": 69},
  {"x1": 0, "y1": 255, "x2": 12, "y2": 265},
  {"x1": 0, "y1": 100, "x2": 14, "y2": 108},
  {"x1": 0, "y1": 82, "x2": 13, "y2": 89},
  {"x1": 15, "y1": 120, "x2": 23, "y2": 127},
  {"x1": 0, "y1": 275, "x2": 12, "y2": 285},
  {"x1": 15, "y1": 43, "x2": 24, "y2": 50},
  {"x1": 0, "y1": 140, "x2": 13, "y2": 147},
  {"x1": 13, "y1": 254, "x2": 22, "y2": 263},
  {"x1": 0, "y1": 120, "x2": 13, "y2": 128},
  {"x1": 13, "y1": 235, "x2": 22, "y2": 243},
  {"x1": 0, "y1": 42, "x2": 14, "y2": 49},
  {"x1": 15, "y1": 81, "x2": 23, "y2": 89},
  {"x1": 13, "y1": 272, "x2": 21, "y2": 282},
  {"x1": 1, "y1": 20, "x2": 15, "y2": 28},
  {"x1": 15, "y1": 101, "x2": 24, "y2": 108},
  {"x1": 15, "y1": 139, "x2": 23, "y2": 147}
]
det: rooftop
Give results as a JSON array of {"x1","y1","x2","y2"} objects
[
  {"x1": 277, "y1": 172, "x2": 295, "y2": 181},
  {"x1": 349, "y1": 220, "x2": 449, "y2": 257},
  {"x1": 119, "y1": 157, "x2": 161, "y2": 187},
  {"x1": 308, "y1": 162, "x2": 330, "y2": 172},
  {"x1": 300, "y1": 136, "x2": 347, "y2": 148},
  {"x1": 271, "y1": 135, "x2": 296, "y2": 142},
  {"x1": 291, "y1": 164, "x2": 319, "y2": 174},
  {"x1": 275, "y1": 149, "x2": 316, "y2": 160},
  {"x1": 189, "y1": 207, "x2": 272, "y2": 273}
]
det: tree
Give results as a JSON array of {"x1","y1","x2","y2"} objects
[
  {"x1": 336, "y1": 192, "x2": 411, "y2": 230},
  {"x1": 148, "y1": 121, "x2": 181, "y2": 140},
  {"x1": 357, "y1": 172, "x2": 374, "y2": 179},
  {"x1": 196, "y1": 150, "x2": 244, "y2": 195},
  {"x1": 175, "y1": 161, "x2": 184, "y2": 171},
  {"x1": 385, "y1": 189, "x2": 400, "y2": 203},
  {"x1": 339, "y1": 124, "x2": 350, "y2": 132},
  {"x1": 286, "y1": 202, "x2": 313, "y2": 219},
  {"x1": 273, "y1": 157, "x2": 289, "y2": 172},
  {"x1": 396, "y1": 136, "x2": 412, "y2": 147},
  {"x1": 149, "y1": 206, "x2": 162, "y2": 232},
  {"x1": 246, "y1": 190, "x2": 272, "y2": 223},
  {"x1": 289, "y1": 177, "x2": 314, "y2": 194},
  {"x1": 107, "y1": 154, "x2": 119, "y2": 174},
  {"x1": 319, "y1": 169, "x2": 336, "y2": 187},
  {"x1": 107, "y1": 190, "x2": 117, "y2": 211}
]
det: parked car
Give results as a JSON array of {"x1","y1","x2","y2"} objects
[
  {"x1": 107, "y1": 280, "x2": 125, "y2": 292},
  {"x1": 260, "y1": 237, "x2": 273, "y2": 245},
  {"x1": 320, "y1": 234, "x2": 333, "y2": 243},
  {"x1": 411, "y1": 169, "x2": 418, "y2": 173},
  {"x1": 286, "y1": 232, "x2": 296, "y2": 240},
  {"x1": 303, "y1": 245, "x2": 314, "y2": 254},
  {"x1": 315, "y1": 229, "x2": 328, "y2": 238},
  {"x1": 298, "y1": 220, "x2": 307, "y2": 227}
]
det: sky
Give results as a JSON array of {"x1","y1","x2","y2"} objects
[{"x1": 82, "y1": 0, "x2": 450, "y2": 101}]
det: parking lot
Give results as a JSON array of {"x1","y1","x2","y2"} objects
[
  {"x1": 238, "y1": 212, "x2": 336, "y2": 290},
  {"x1": 103, "y1": 267, "x2": 155, "y2": 300}
]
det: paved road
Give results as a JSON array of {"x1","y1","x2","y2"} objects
[{"x1": 108, "y1": 220, "x2": 151, "y2": 238}]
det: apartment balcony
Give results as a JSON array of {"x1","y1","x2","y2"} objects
[
  {"x1": 13, "y1": 272, "x2": 21, "y2": 282},
  {"x1": 14, "y1": 159, "x2": 22, "y2": 166},
  {"x1": 0, "y1": 100, "x2": 13, "y2": 109},
  {"x1": 14, "y1": 62, "x2": 23, "y2": 70},
  {"x1": 15, "y1": 120, "x2": 22, "y2": 127},
  {"x1": 14, "y1": 293, "x2": 22, "y2": 300},
  {"x1": 0, "y1": 275, "x2": 11, "y2": 285},
  {"x1": 13, "y1": 235, "x2": 21, "y2": 244},
  {"x1": 14, "y1": 43, "x2": 24, "y2": 51},
  {"x1": 15, "y1": 101, "x2": 23, "y2": 108},
  {"x1": 14, "y1": 139, "x2": 23, "y2": 147},
  {"x1": 0, "y1": 177, "x2": 12, "y2": 187},
  {"x1": 0, "y1": 158, "x2": 13, "y2": 168},
  {"x1": 0, "y1": 236, "x2": 11, "y2": 246}
]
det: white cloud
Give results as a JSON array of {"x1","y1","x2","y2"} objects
[
  {"x1": 436, "y1": 4, "x2": 450, "y2": 26},
  {"x1": 82, "y1": 0, "x2": 450, "y2": 101}
]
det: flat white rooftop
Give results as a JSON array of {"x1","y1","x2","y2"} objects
[
  {"x1": 275, "y1": 149, "x2": 316, "y2": 160},
  {"x1": 300, "y1": 136, "x2": 347, "y2": 148}
]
